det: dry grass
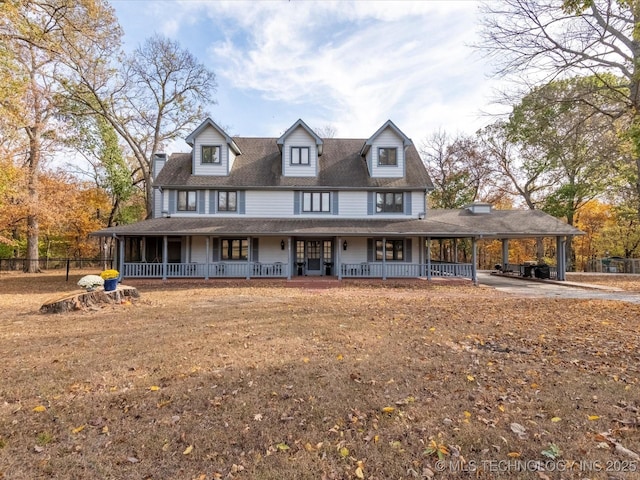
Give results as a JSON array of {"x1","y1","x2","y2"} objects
[
  {"x1": 1, "y1": 271, "x2": 639, "y2": 479},
  {"x1": 566, "y1": 273, "x2": 640, "y2": 293}
]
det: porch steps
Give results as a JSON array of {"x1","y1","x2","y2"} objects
[{"x1": 286, "y1": 276, "x2": 342, "y2": 289}]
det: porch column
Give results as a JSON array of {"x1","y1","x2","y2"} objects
[
  {"x1": 454, "y1": 238, "x2": 458, "y2": 263},
  {"x1": 118, "y1": 236, "x2": 125, "y2": 280},
  {"x1": 501, "y1": 239, "x2": 509, "y2": 271},
  {"x1": 162, "y1": 235, "x2": 168, "y2": 280},
  {"x1": 337, "y1": 236, "x2": 342, "y2": 280},
  {"x1": 472, "y1": 237, "x2": 478, "y2": 286},
  {"x1": 427, "y1": 237, "x2": 432, "y2": 281},
  {"x1": 247, "y1": 236, "x2": 252, "y2": 280},
  {"x1": 141, "y1": 237, "x2": 147, "y2": 262},
  {"x1": 418, "y1": 236, "x2": 424, "y2": 277},
  {"x1": 287, "y1": 237, "x2": 292, "y2": 280},
  {"x1": 205, "y1": 236, "x2": 210, "y2": 280},
  {"x1": 382, "y1": 237, "x2": 387, "y2": 280}
]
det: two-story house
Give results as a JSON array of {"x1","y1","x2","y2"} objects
[{"x1": 92, "y1": 118, "x2": 581, "y2": 283}]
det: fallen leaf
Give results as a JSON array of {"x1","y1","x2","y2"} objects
[
  {"x1": 254, "y1": 413, "x2": 263, "y2": 421},
  {"x1": 381, "y1": 406, "x2": 395, "y2": 414},
  {"x1": 355, "y1": 465, "x2": 365, "y2": 479},
  {"x1": 336, "y1": 354, "x2": 343, "y2": 361},
  {"x1": 510, "y1": 423, "x2": 527, "y2": 439},
  {"x1": 507, "y1": 451, "x2": 521, "y2": 458},
  {"x1": 276, "y1": 442, "x2": 290, "y2": 452},
  {"x1": 183, "y1": 445, "x2": 193, "y2": 455},
  {"x1": 149, "y1": 386, "x2": 160, "y2": 391},
  {"x1": 71, "y1": 425, "x2": 85, "y2": 434},
  {"x1": 339, "y1": 446, "x2": 349, "y2": 457},
  {"x1": 588, "y1": 415, "x2": 600, "y2": 421},
  {"x1": 33, "y1": 405, "x2": 46, "y2": 412},
  {"x1": 466, "y1": 375, "x2": 475, "y2": 382},
  {"x1": 127, "y1": 456, "x2": 139, "y2": 463},
  {"x1": 551, "y1": 417, "x2": 561, "y2": 422}
]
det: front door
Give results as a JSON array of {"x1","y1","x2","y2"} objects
[
  {"x1": 295, "y1": 239, "x2": 333, "y2": 276},
  {"x1": 306, "y1": 240, "x2": 322, "y2": 274}
]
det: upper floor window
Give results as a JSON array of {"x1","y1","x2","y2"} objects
[
  {"x1": 291, "y1": 146, "x2": 310, "y2": 165},
  {"x1": 178, "y1": 190, "x2": 197, "y2": 211},
  {"x1": 303, "y1": 192, "x2": 330, "y2": 212},
  {"x1": 202, "y1": 145, "x2": 221, "y2": 164},
  {"x1": 218, "y1": 191, "x2": 237, "y2": 212},
  {"x1": 376, "y1": 239, "x2": 404, "y2": 261},
  {"x1": 376, "y1": 192, "x2": 403, "y2": 213},
  {"x1": 221, "y1": 239, "x2": 248, "y2": 260},
  {"x1": 378, "y1": 147, "x2": 397, "y2": 166}
]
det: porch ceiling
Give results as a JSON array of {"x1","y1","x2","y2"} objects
[{"x1": 92, "y1": 209, "x2": 582, "y2": 239}]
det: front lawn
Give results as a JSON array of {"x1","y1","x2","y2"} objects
[{"x1": 0, "y1": 273, "x2": 638, "y2": 479}]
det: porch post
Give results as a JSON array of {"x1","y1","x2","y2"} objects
[
  {"x1": 162, "y1": 235, "x2": 168, "y2": 280},
  {"x1": 205, "y1": 236, "x2": 210, "y2": 280},
  {"x1": 418, "y1": 236, "x2": 424, "y2": 277},
  {"x1": 287, "y1": 237, "x2": 292, "y2": 280},
  {"x1": 337, "y1": 236, "x2": 342, "y2": 280},
  {"x1": 141, "y1": 237, "x2": 147, "y2": 262},
  {"x1": 382, "y1": 237, "x2": 387, "y2": 280},
  {"x1": 472, "y1": 237, "x2": 478, "y2": 286},
  {"x1": 501, "y1": 239, "x2": 509, "y2": 271},
  {"x1": 118, "y1": 236, "x2": 125, "y2": 280},
  {"x1": 427, "y1": 237, "x2": 432, "y2": 281},
  {"x1": 247, "y1": 236, "x2": 252, "y2": 280}
]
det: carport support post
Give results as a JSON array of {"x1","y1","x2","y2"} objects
[
  {"x1": 556, "y1": 236, "x2": 566, "y2": 281},
  {"x1": 501, "y1": 239, "x2": 509, "y2": 271},
  {"x1": 472, "y1": 237, "x2": 478, "y2": 286}
]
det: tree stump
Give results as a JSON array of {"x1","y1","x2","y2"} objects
[{"x1": 40, "y1": 286, "x2": 140, "y2": 314}]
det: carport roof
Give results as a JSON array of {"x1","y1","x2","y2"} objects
[{"x1": 92, "y1": 208, "x2": 582, "y2": 238}]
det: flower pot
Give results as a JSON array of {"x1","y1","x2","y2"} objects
[{"x1": 104, "y1": 278, "x2": 118, "y2": 292}]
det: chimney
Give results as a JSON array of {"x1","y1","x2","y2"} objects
[{"x1": 152, "y1": 153, "x2": 167, "y2": 180}]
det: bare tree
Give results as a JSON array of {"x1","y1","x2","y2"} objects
[
  {"x1": 67, "y1": 35, "x2": 217, "y2": 218},
  {"x1": 479, "y1": 0, "x2": 640, "y2": 218}
]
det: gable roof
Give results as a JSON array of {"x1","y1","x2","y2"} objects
[
  {"x1": 360, "y1": 120, "x2": 412, "y2": 156},
  {"x1": 154, "y1": 137, "x2": 434, "y2": 190},
  {"x1": 276, "y1": 119, "x2": 324, "y2": 155},
  {"x1": 184, "y1": 118, "x2": 242, "y2": 155}
]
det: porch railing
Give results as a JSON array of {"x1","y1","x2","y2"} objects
[
  {"x1": 340, "y1": 262, "x2": 473, "y2": 279},
  {"x1": 123, "y1": 262, "x2": 289, "y2": 279},
  {"x1": 122, "y1": 261, "x2": 473, "y2": 279}
]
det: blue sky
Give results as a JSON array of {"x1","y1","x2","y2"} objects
[{"x1": 110, "y1": 0, "x2": 504, "y2": 149}]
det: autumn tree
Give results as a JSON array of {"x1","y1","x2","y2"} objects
[
  {"x1": 480, "y1": 0, "x2": 640, "y2": 222},
  {"x1": 420, "y1": 130, "x2": 496, "y2": 209},
  {"x1": 0, "y1": 0, "x2": 120, "y2": 271}
]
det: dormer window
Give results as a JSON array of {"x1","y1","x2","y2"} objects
[
  {"x1": 291, "y1": 146, "x2": 310, "y2": 165},
  {"x1": 202, "y1": 145, "x2": 221, "y2": 164},
  {"x1": 378, "y1": 147, "x2": 397, "y2": 166}
]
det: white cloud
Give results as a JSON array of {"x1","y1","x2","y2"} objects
[{"x1": 115, "y1": 0, "x2": 502, "y2": 139}]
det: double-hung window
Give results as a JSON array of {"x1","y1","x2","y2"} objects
[
  {"x1": 376, "y1": 240, "x2": 404, "y2": 261},
  {"x1": 291, "y1": 146, "x2": 310, "y2": 165},
  {"x1": 202, "y1": 145, "x2": 221, "y2": 164},
  {"x1": 221, "y1": 239, "x2": 248, "y2": 260},
  {"x1": 177, "y1": 190, "x2": 197, "y2": 211},
  {"x1": 302, "y1": 192, "x2": 330, "y2": 212},
  {"x1": 376, "y1": 192, "x2": 403, "y2": 213},
  {"x1": 378, "y1": 147, "x2": 397, "y2": 166},
  {"x1": 218, "y1": 191, "x2": 237, "y2": 212}
]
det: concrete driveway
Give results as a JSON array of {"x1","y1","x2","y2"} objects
[{"x1": 476, "y1": 271, "x2": 640, "y2": 304}]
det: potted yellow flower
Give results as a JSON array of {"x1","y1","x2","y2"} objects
[{"x1": 100, "y1": 269, "x2": 120, "y2": 292}]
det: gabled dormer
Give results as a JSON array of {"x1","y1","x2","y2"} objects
[
  {"x1": 360, "y1": 120, "x2": 412, "y2": 178},
  {"x1": 185, "y1": 118, "x2": 242, "y2": 176},
  {"x1": 277, "y1": 119, "x2": 323, "y2": 177}
]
